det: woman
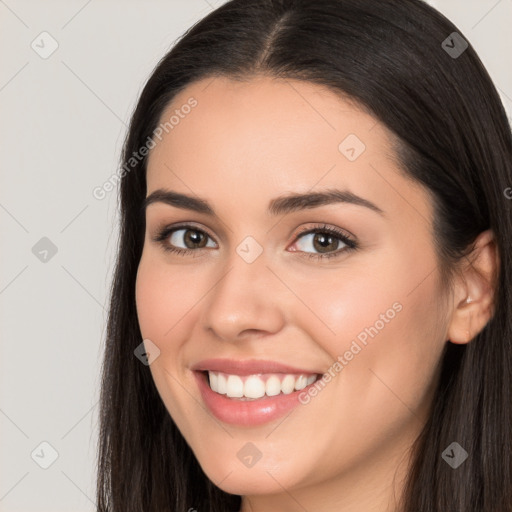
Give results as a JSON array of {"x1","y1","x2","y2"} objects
[{"x1": 96, "y1": 0, "x2": 512, "y2": 510}]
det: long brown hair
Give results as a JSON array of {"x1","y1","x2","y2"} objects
[{"x1": 96, "y1": 1, "x2": 512, "y2": 510}]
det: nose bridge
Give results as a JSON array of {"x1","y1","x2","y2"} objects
[
  {"x1": 216, "y1": 233, "x2": 271, "y2": 299},
  {"x1": 200, "y1": 238, "x2": 283, "y2": 341}
]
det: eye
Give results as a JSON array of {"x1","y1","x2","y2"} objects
[
  {"x1": 152, "y1": 222, "x2": 358, "y2": 260},
  {"x1": 289, "y1": 223, "x2": 358, "y2": 260},
  {"x1": 153, "y1": 224, "x2": 216, "y2": 256}
]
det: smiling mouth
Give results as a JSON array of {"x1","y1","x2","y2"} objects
[{"x1": 200, "y1": 370, "x2": 322, "y2": 400}]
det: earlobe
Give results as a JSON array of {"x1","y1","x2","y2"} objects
[
  {"x1": 447, "y1": 297, "x2": 476, "y2": 344},
  {"x1": 446, "y1": 229, "x2": 499, "y2": 345}
]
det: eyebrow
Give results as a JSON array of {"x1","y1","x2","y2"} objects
[{"x1": 142, "y1": 188, "x2": 385, "y2": 217}]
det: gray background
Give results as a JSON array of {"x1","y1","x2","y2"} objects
[{"x1": 1, "y1": 0, "x2": 511, "y2": 510}]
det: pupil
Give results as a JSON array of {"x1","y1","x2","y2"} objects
[
  {"x1": 314, "y1": 233, "x2": 335, "y2": 253},
  {"x1": 186, "y1": 229, "x2": 206, "y2": 248}
]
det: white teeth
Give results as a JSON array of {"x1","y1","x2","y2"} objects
[
  {"x1": 209, "y1": 371, "x2": 218, "y2": 392},
  {"x1": 207, "y1": 371, "x2": 318, "y2": 399},
  {"x1": 244, "y1": 376, "x2": 266, "y2": 399},
  {"x1": 217, "y1": 373, "x2": 227, "y2": 394},
  {"x1": 226, "y1": 375, "x2": 244, "y2": 397},
  {"x1": 281, "y1": 374, "x2": 296, "y2": 394},
  {"x1": 265, "y1": 376, "x2": 281, "y2": 396},
  {"x1": 294, "y1": 375, "x2": 308, "y2": 390}
]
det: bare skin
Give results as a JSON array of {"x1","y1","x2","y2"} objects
[{"x1": 135, "y1": 75, "x2": 497, "y2": 512}]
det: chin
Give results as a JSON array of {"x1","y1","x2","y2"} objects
[
  {"x1": 213, "y1": 473, "x2": 289, "y2": 496},
  {"x1": 197, "y1": 455, "x2": 302, "y2": 496}
]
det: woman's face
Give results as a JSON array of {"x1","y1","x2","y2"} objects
[{"x1": 135, "y1": 75, "x2": 451, "y2": 507}]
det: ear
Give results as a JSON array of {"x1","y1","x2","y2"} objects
[{"x1": 447, "y1": 229, "x2": 500, "y2": 344}]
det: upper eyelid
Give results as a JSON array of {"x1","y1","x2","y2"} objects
[
  {"x1": 162, "y1": 222, "x2": 217, "y2": 242},
  {"x1": 154, "y1": 222, "x2": 355, "y2": 246}
]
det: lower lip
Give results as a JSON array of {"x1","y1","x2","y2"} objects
[{"x1": 193, "y1": 371, "x2": 320, "y2": 427}]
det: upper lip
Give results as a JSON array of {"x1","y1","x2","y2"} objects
[{"x1": 191, "y1": 358, "x2": 321, "y2": 376}]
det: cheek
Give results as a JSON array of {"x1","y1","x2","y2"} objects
[
  {"x1": 297, "y1": 234, "x2": 445, "y2": 359},
  {"x1": 135, "y1": 255, "x2": 201, "y2": 341},
  {"x1": 135, "y1": 260, "x2": 165, "y2": 339},
  {"x1": 290, "y1": 249, "x2": 446, "y2": 417},
  {"x1": 134, "y1": 256, "x2": 203, "y2": 428},
  {"x1": 289, "y1": 264, "x2": 407, "y2": 360}
]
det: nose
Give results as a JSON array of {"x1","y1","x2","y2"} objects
[{"x1": 199, "y1": 247, "x2": 286, "y2": 343}]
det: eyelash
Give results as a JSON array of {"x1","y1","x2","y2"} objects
[{"x1": 152, "y1": 223, "x2": 358, "y2": 260}]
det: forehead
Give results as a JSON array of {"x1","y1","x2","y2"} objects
[
  {"x1": 145, "y1": 75, "x2": 431, "y2": 225},
  {"x1": 148, "y1": 75, "x2": 389, "y2": 171}
]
